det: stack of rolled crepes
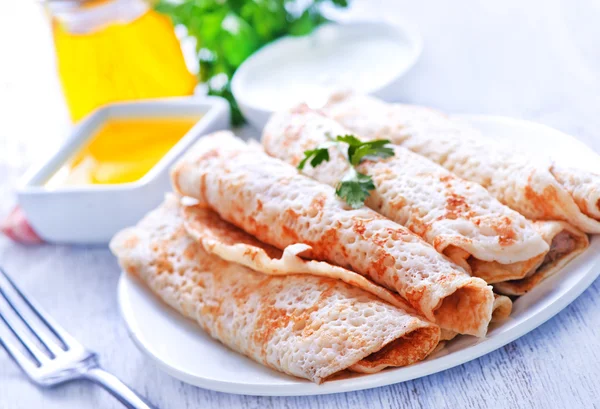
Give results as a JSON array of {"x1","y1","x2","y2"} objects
[
  {"x1": 112, "y1": 195, "x2": 442, "y2": 383},
  {"x1": 318, "y1": 93, "x2": 593, "y2": 294},
  {"x1": 262, "y1": 105, "x2": 589, "y2": 295},
  {"x1": 111, "y1": 95, "x2": 593, "y2": 383},
  {"x1": 170, "y1": 133, "x2": 498, "y2": 335},
  {"x1": 111, "y1": 131, "x2": 515, "y2": 383}
]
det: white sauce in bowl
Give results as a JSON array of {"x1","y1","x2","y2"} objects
[{"x1": 232, "y1": 21, "x2": 422, "y2": 125}]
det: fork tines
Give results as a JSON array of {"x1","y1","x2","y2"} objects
[{"x1": 0, "y1": 267, "x2": 74, "y2": 370}]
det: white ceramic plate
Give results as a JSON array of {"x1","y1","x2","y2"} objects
[{"x1": 118, "y1": 116, "x2": 600, "y2": 396}]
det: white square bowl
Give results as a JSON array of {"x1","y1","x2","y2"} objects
[{"x1": 17, "y1": 96, "x2": 230, "y2": 244}]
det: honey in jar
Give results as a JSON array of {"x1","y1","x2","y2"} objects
[{"x1": 48, "y1": 0, "x2": 197, "y2": 121}]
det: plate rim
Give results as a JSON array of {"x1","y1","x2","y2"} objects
[{"x1": 118, "y1": 115, "x2": 600, "y2": 396}]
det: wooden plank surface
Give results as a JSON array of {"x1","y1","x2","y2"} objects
[{"x1": 1, "y1": 0, "x2": 599, "y2": 408}]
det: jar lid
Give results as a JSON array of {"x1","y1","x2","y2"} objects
[{"x1": 47, "y1": 0, "x2": 147, "y2": 33}]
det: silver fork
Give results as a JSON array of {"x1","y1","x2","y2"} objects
[{"x1": 0, "y1": 267, "x2": 156, "y2": 409}]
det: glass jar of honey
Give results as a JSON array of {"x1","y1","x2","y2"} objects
[{"x1": 47, "y1": 0, "x2": 197, "y2": 122}]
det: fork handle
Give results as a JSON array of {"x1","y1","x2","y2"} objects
[{"x1": 83, "y1": 367, "x2": 157, "y2": 409}]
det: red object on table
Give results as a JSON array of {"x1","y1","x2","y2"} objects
[{"x1": 1, "y1": 206, "x2": 43, "y2": 244}]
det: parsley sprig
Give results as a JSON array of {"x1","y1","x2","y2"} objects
[{"x1": 298, "y1": 135, "x2": 394, "y2": 208}]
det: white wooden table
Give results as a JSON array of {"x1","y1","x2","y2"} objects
[{"x1": 1, "y1": 0, "x2": 599, "y2": 408}]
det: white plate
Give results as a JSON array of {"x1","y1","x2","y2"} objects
[{"x1": 118, "y1": 116, "x2": 600, "y2": 396}]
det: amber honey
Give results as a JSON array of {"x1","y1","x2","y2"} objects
[
  {"x1": 50, "y1": 0, "x2": 197, "y2": 121},
  {"x1": 46, "y1": 116, "x2": 200, "y2": 186}
]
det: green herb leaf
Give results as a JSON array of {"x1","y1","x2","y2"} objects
[
  {"x1": 297, "y1": 134, "x2": 393, "y2": 207},
  {"x1": 240, "y1": 0, "x2": 287, "y2": 42},
  {"x1": 336, "y1": 168, "x2": 376, "y2": 209},
  {"x1": 289, "y1": 8, "x2": 326, "y2": 36},
  {"x1": 207, "y1": 73, "x2": 244, "y2": 125},
  {"x1": 335, "y1": 135, "x2": 394, "y2": 166},
  {"x1": 297, "y1": 142, "x2": 336, "y2": 170}
]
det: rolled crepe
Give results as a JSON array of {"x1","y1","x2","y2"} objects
[
  {"x1": 182, "y1": 200, "x2": 414, "y2": 312},
  {"x1": 183, "y1": 201, "x2": 512, "y2": 340},
  {"x1": 322, "y1": 93, "x2": 600, "y2": 234},
  {"x1": 172, "y1": 131, "x2": 495, "y2": 337},
  {"x1": 110, "y1": 195, "x2": 440, "y2": 383},
  {"x1": 262, "y1": 106, "x2": 551, "y2": 285},
  {"x1": 492, "y1": 294, "x2": 512, "y2": 321},
  {"x1": 437, "y1": 294, "x2": 512, "y2": 348},
  {"x1": 493, "y1": 221, "x2": 588, "y2": 295}
]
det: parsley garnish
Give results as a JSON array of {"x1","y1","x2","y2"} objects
[
  {"x1": 297, "y1": 141, "x2": 335, "y2": 170},
  {"x1": 336, "y1": 168, "x2": 376, "y2": 208},
  {"x1": 297, "y1": 135, "x2": 394, "y2": 208}
]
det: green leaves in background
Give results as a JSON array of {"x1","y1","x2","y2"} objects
[
  {"x1": 240, "y1": 0, "x2": 287, "y2": 41},
  {"x1": 155, "y1": 0, "x2": 350, "y2": 125}
]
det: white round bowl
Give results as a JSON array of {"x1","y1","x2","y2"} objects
[{"x1": 232, "y1": 21, "x2": 422, "y2": 130}]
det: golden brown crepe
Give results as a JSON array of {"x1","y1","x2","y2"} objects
[
  {"x1": 171, "y1": 131, "x2": 495, "y2": 337},
  {"x1": 437, "y1": 294, "x2": 512, "y2": 346},
  {"x1": 182, "y1": 200, "x2": 414, "y2": 312},
  {"x1": 261, "y1": 105, "x2": 553, "y2": 285},
  {"x1": 110, "y1": 195, "x2": 440, "y2": 383},
  {"x1": 182, "y1": 200, "x2": 511, "y2": 341},
  {"x1": 492, "y1": 294, "x2": 513, "y2": 321},
  {"x1": 493, "y1": 221, "x2": 588, "y2": 295},
  {"x1": 322, "y1": 92, "x2": 600, "y2": 234}
]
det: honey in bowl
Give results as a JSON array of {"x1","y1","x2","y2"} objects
[{"x1": 46, "y1": 117, "x2": 200, "y2": 187}]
